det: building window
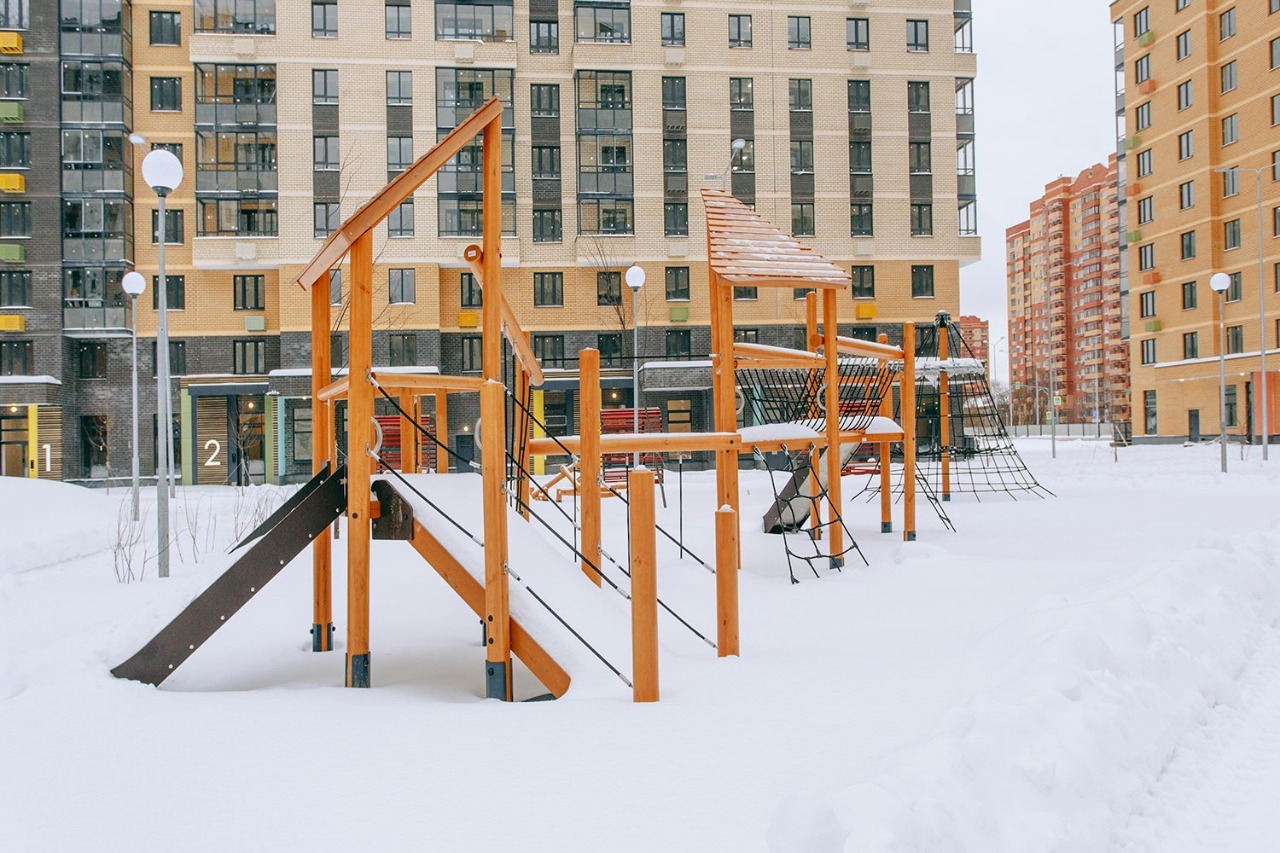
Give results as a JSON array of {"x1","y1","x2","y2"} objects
[
  {"x1": 531, "y1": 83, "x2": 559, "y2": 116},
  {"x1": 436, "y1": 1, "x2": 514, "y2": 41},
  {"x1": 575, "y1": 3, "x2": 630, "y2": 43},
  {"x1": 1178, "y1": 130, "x2": 1194, "y2": 160},
  {"x1": 312, "y1": 1, "x2": 337, "y2": 37},
  {"x1": 1219, "y1": 8, "x2": 1235, "y2": 40},
  {"x1": 460, "y1": 335, "x2": 482, "y2": 372},
  {"x1": 1273, "y1": 36, "x2": 1280, "y2": 70},
  {"x1": 1223, "y1": 166, "x2": 1239, "y2": 196},
  {"x1": 0, "y1": 269, "x2": 28, "y2": 306},
  {"x1": 1144, "y1": 390, "x2": 1157, "y2": 434},
  {"x1": 728, "y1": 14, "x2": 751, "y2": 48},
  {"x1": 1221, "y1": 60, "x2": 1237, "y2": 93},
  {"x1": 790, "y1": 140, "x2": 813, "y2": 174},
  {"x1": 789, "y1": 79, "x2": 812, "y2": 111},
  {"x1": 1273, "y1": 95, "x2": 1280, "y2": 126},
  {"x1": 729, "y1": 77, "x2": 754, "y2": 110},
  {"x1": 150, "y1": 77, "x2": 181, "y2": 111},
  {"x1": 665, "y1": 266, "x2": 689, "y2": 301},
  {"x1": 910, "y1": 203, "x2": 933, "y2": 237},
  {"x1": 733, "y1": 328, "x2": 759, "y2": 344},
  {"x1": 1139, "y1": 290, "x2": 1156, "y2": 317},
  {"x1": 1227, "y1": 324, "x2": 1244, "y2": 354},
  {"x1": 597, "y1": 333, "x2": 622, "y2": 367},
  {"x1": 534, "y1": 271, "x2": 563, "y2": 307},
  {"x1": 0, "y1": 338, "x2": 30, "y2": 376},
  {"x1": 150, "y1": 11, "x2": 181, "y2": 45},
  {"x1": 1183, "y1": 331, "x2": 1199, "y2": 359},
  {"x1": 532, "y1": 334, "x2": 565, "y2": 368},
  {"x1": 851, "y1": 203, "x2": 873, "y2": 237},
  {"x1": 152, "y1": 340, "x2": 187, "y2": 376},
  {"x1": 1134, "y1": 7, "x2": 1150, "y2": 35},
  {"x1": 233, "y1": 339, "x2": 266, "y2": 374},
  {"x1": 387, "y1": 200, "x2": 414, "y2": 238},
  {"x1": 386, "y1": 71, "x2": 412, "y2": 106},
  {"x1": 387, "y1": 135, "x2": 413, "y2": 177},
  {"x1": 1225, "y1": 385, "x2": 1239, "y2": 426},
  {"x1": 1176, "y1": 80, "x2": 1192, "y2": 111},
  {"x1": 81, "y1": 416, "x2": 108, "y2": 479},
  {"x1": 907, "y1": 81, "x2": 930, "y2": 113},
  {"x1": 791, "y1": 203, "x2": 815, "y2": 237},
  {"x1": 195, "y1": 0, "x2": 274, "y2": 34},
  {"x1": 847, "y1": 17, "x2": 869, "y2": 50},
  {"x1": 1138, "y1": 243, "x2": 1155, "y2": 271},
  {"x1": 460, "y1": 272, "x2": 481, "y2": 308},
  {"x1": 1224, "y1": 218, "x2": 1241, "y2": 250},
  {"x1": 733, "y1": 286, "x2": 757, "y2": 301},
  {"x1": 0, "y1": 63, "x2": 24, "y2": 99},
  {"x1": 1181, "y1": 230, "x2": 1196, "y2": 259},
  {"x1": 1222, "y1": 114, "x2": 1238, "y2": 145},
  {"x1": 1135, "y1": 55, "x2": 1150, "y2": 84},
  {"x1": 151, "y1": 275, "x2": 185, "y2": 311},
  {"x1": 329, "y1": 269, "x2": 342, "y2": 306},
  {"x1": 533, "y1": 209, "x2": 562, "y2": 243},
  {"x1": 314, "y1": 201, "x2": 340, "y2": 237},
  {"x1": 1136, "y1": 102, "x2": 1151, "y2": 131},
  {"x1": 151, "y1": 209, "x2": 184, "y2": 245},
  {"x1": 313, "y1": 69, "x2": 338, "y2": 104},
  {"x1": 663, "y1": 76, "x2": 686, "y2": 110},
  {"x1": 661, "y1": 12, "x2": 684, "y2": 46},
  {"x1": 851, "y1": 265, "x2": 874, "y2": 299},
  {"x1": 787, "y1": 16, "x2": 810, "y2": 49},
  {"x1": 386, "y1": 2, "x2": 411, "y2": 39},
  {"x1": 78, "y1": 341, "x2": 106, "y2": 379},
  {"x1": 1177, "y1": 0, "x2": 1190, "y2": 12},
  {"x1": 1182, "y1": 280, "x2": 1197, "y2": 309},
  {"x1": 906, "y1": 19, "x2": 929, "y2": 52},
  {"x1": 1137, "y1": 148, "x2": 1153, "y2": 178},
  {"x1": 389, "y1": 333, "x2": 416, "y2": 367},
  {"x1": 664, "y1": 202, "x2": 688, "y2": 237},
  {"x1": 665, "y1": 329, "x2": 691, "y2": 359},
  {"x1": 314, "y1": 135, "x2": 339, "y2": 171},
  {"x1": 1137, "y1": 196, "x2": 1154, "y2": 224},
  {"x1": 234, "y1": 274, "x2": 264, "y2": 310},
  {"x1": 1227, "y1": 271, "x2": 1242, "y2": 302},
  {"x1": 1176, "y1": 29, "x2": 1191, "y2": 60},
  {"x1": 389, "y1": 268, "x2": 415, "y2": 304},
  {"x1": 1180, "y1": 180, "x2": 1195, "y2": 209},
  {"x1": 530, "y1": 21, "x2": 558, "y2": 53},
  {"x1": 911, "y1": 265, "x2": 934, "y2": 298},
  {"x1": 597, "y1": 270, "x2": 621, "y2": 306},
  {"x1": 1140, "y1": 338, "x2": 1156, "y2": 365},
  {"x1": 849, "y1": 79, "x2": 871, "y2": 113},
  {"x1": 909, "y1": 141, "x2": 931, "y2": 174},
  {"x1": 663, "y1": 138, "x2": 687, "y2": 174}
]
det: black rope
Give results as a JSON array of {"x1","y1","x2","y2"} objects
[
  {"x1": 377, "y1": 460, "x2": 485, "y2": 547},
  {"x1": 515, "y1": 576, "x2": 632, "y2": 687}
]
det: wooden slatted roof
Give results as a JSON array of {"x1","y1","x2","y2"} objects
[{"x1": 700, "y1": 188, "x2": 851, "y2": 290}]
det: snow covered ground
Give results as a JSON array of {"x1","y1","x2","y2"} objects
[{"x1": 2, "y1": 440, "x2": 1279, "y2": 852}]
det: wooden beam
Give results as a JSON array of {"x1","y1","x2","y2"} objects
[
  {"x1": 878, "y1": 333, "x2": 893, "y2": 534},
  {"x1": 939, "y1": 323, "x2": 951, "y2": 502},
  {"x1": 297, "y1": 98, "x2": 504, "y2": 290},
  {"x1": 834, "y1": 336, "x2": 905, "y2": 360},
  {"x1": 733, "y1": 342, "x2": 825, "y2": 369},
  {"x1": 480, "y1": 379, "x2": 511, "y2": 700},
  {"x1": 629, "y1": 468, "x2": 658, "y2": 703},
  {"x1": 902, "y1": 323, "x2": 917, "y2": 542},
  {"x1": 463, "y1": 245, "x2": 546, "y2": 387},
  {"x1": 435, "y1": 392, "x2": 448, "y2": 472},
  {"x1": 579, "y1": 348, "x2": 602, "y2": 587},
  {"x1": 345, "y1": 230, "x2": 374, "y2": 687},
  {"x1": 408, "y1": 520, "x2": 570, "y2": 698},
  {"x1": 822, "y1": 289, "x2": 843, "y2": 564},
  {"x1": 712, "y1": 275, "x2": 848, "y2": 290},
  {"x1": 370, "y1": 372, "x2": 485, "y2": 394},
  {"x1": 315, "y1": 376, "x2": 349, "y2": 402},
  {"x1": 715, "y1": 506, "x2": 739, "y2": 657},
  {"x1": 526, "y1": 431, "x2": 741, "y2": 457},
  {"x1": 310, "y1": 280, "x2": 333, "y2": 652},
  {"x1": 805, "y1": 292, "x2": 819, "y2": 353},
  {"x1": 481, "y1": 119, "x2": 502, "y2": 384}
]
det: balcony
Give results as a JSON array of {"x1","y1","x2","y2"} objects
[{"x1": 63, "y1": 300, "x2": 129, "y2": 334}]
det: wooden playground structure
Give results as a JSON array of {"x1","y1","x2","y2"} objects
[{"x1": 113, "y1": 98, "x2": 921, "y2": 704}]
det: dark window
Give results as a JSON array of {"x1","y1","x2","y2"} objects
[
  {"x1": 387, "y1": 135, "x2": 413, "y2": 177},
  {"x1": 1176, "y1": 29, "x2": 1191, "y2": 60},
  {"x1": 575, "y1": 3, "x2": 630, "y2": 43},
  {"x1": 388, "y1": 200, "x2": 414, "y2": 238},
  {"x1": 0, "y1": 64, "x2": 26, "y2": 98},
  {"x1": 78, "y1": 341, "x2": 106, "y2": 379},
  {"x1": 0, "y1": 0, "x2": 28, "y2": 29},
  {"x1": 461, "y1": 335, "x2": 482, "y2": 372},
  {"x1": 1136, "y1": 101, "x2": 1151, "y2": 131},
  {"x1": 598, "y1": 333, "x2": 622, "y2": 367},
  {"x1": 534, "y1": 272, "x2": 563, "y2": 307},
  {"x1": 81, "y1": 416, "x2": 108, "y2": 478},
  {"x1": 151, "y1": 275, "x2": 185, "y2": 310},
  {"x1": 1139, "y1": 243, "x2": 1155, "y2": 271},
  {"x1": 1177, "y1": 80, "x2": 1192, "y2": 110},
  {"x1": 730, "y1": 77, "x2": 753, "y2": 110},
  {"x1": 532, "y1": 146, "x2": 561, "y2": 178},
  {"x1": 1137, "y1": 148, "x2": 1153, "y2": 177},
  {"x1": 1219, "y1": 8, "x2": 1235, "y2": 40},
  {"x1": 313, "y1": 0, "x2": 337, "y2": 37},
  {"x1": 1227, "y1": 324, "x2": 1244, "y2": 354},
  {"x1": 1135, "y1": 55, "x2": 1150, "y2": 84},
  {"x1": 389, "y1": 268, "x2": 415, "y2": 304},
  {"x1": 665, "y1": 266, "x2": 689, "y2": 301},
  {"x1": 532, "y1": 334, "x2": 565, "y2": 368},
  {"x1": 533, "y1": 209, "x2": 562, "y2": 243},
  {"x1": 531, "y1": 21, "x2": 558, "y2": 53},
  {"x1": 852, "y1": 265, "x2": 875, "y2": 298},
  {"x1": 734, "y1": 328, "x2": 759, "y2": 343},
  {"x1": 0, "y1": 132, "x2": 29, "y2": 168},
  {"x1": 1183, "y1": 332, "x2": 1198, "y2": 359},
  {"x1": 460, "y1": 272, "x2": 482, "y2": 308},
  {"x1": 150, "y1": 11, "x2": 181, "y2": 45},
  {"x1": 1137, "y1": 196, "x2": 1153, "y2": 224},
  {"x1": 233, "y1": 339, "x2": 266, "y2": 374},
  {"x1": 1140, "y1": 290, "x2": 1156, "y2": 317},
  {"x1": 313, "y1": 69, "x2": 338, "y2": 104},
  {"x1": 665, "y1": 329, "x2": 692, "y2": 359},
  {"x1": 664, "y1": 202, "x2": 688, "y2": 236},
  {"x1": 662, "y1": 76, "x2": 686, "y2": 109},
  {"x1": 1180, "y1": 181, "x2": 1195, "y2": 208},
  {"x1": 436, "y1": 1, "x2": 514, "y2": 41},
  {"x1": 734, "y1": 286, "x2": 757, "y2": 301},
  {"x1": 234, "y1": 274, "x2": 264, "y2": 310},
  {"x1": 314, "y1": 202, "x2": 340, "y2": 237},
  {"x1": 151, "y1": 208, "x2": 184, "y2": 244},
  {"x1": 387, "y1": 70, "x2": 412, "y2": 105},
  {"x1": 314, "y1": 135, "x2": 339, "y2": 171},
  {"x1": 910, "y1": 203, "x2": 933, "y2": 237},
  {"x1": 787, "y1": 16, "x2": 810, "y2": 49},
  {"x1": 1140, "y1": 338, "x2": 1156, "y2": 365},
  {"x1": 1221, "y1": 60, "x2": 1237, "y2": 92},
  {"x1": 911, "y1": 265, "x2": 934, "y2": 298},
  {"x1": 1227, "y1": 272, "x2": 1242, "y2": 302},
  {"x1": 728, "y1": 14, "x2": 751, "y2": 47},
  {"x1": 293, "y1": 406, "x2": 313, "y2": 464},
  {"x1": 850, "y1": 140, "x2": 872, "y2": 173},
  {"x1": 1134, "y1": 7, "x2": 1150, "y2": 35},
  {"x1": 1224, "y1": 218, "x2": 1241, "y2": 250},
  {"x1": 386, "y1": 2, "x2": 411, "y2": 39},
  {"x1": 389, "y1": 333, "x2": 416, "y2": 367},
  {"x1": 661, "y1": 12, "x2": 684, "y2": 46},
  {"x1": 851, "y1": 203, "x2": 873, "y2": 236},
  {"x1": 1143, "y1": 390, "x2": 1157, "y2": 434},
  {"x1": 1178, "y1": 131, "x2": 1193, "y2": 160},
  {"x1": 791, "y1": 202, "x2": 815, "y2": 236},
  {"x1": 909, "y1": 141, "x2": 931, "y2": 174},
  {"x1": 195, "y1": 0, "x2": 275, "y2": 34},
  {"x1": 1226, "y1": 385, "x2": 1238, "y2": 426},
  {"x1": 532, "y1": 83, "x2": 559, "y2": 117},
  {"x1": 150, "y1": 77, "x2": 181, "y2": 111},
  {"x1": 0, "y1": 269, "x2": 28, "y2": 305},
  {"x1": 329, "y1": 269, "x2": 342, "y2": 305},
  {"x1": 847, "y1": 17, "x2": 869, "y2": 50},
  {"x1": 789, "y1": 79, "x2": 812, "y2": 111},
  {"x1": 1182, "y1": 280, "x2": 1197, "y2": 309},
  {"x1": 908, "y1": 81, "x2": 930, "y2": 113},
  {"x1": 597, "y1": 270, "x2": 621, "y2": 306},
  {"x1": 1181, "y1": 230, "x2": 1196, "y2": 259},
  {"x1": 906, "y1": 19, "x2": 929, "y2": 52},
  {"x1": 0, "y1": 339, "x2": 31, "y2": 374},
  {"x1": 151, "y1": 340, "x2": 186, "y2": 376}
]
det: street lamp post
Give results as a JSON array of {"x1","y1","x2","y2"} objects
[
  {"x1": 142, "y1": 149, "x2": 184, "y2": 578},
  {"x1": 705, "y1": 138, "x2": 747, "y2": 190},
  {"x1": 1210, "y1": 272, "x2": 1231, "y2": 473},
  {"x1": 1216, "y1": 165, "x2": 1269, "y2": 460},
  {"x1": 625, "y1": 265, "x2": 646, "y2": 467},
  {"x1": 121, "y1": 271, "x2": 145, "y2": 522}
]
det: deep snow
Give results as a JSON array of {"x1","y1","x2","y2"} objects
[{"x1": 2, "y1": 440, "x2": 1278, "y2": 852}]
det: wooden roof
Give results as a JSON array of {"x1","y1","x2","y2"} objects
[{"x1": 700, "y1": 188, "x2": 851, "y2": 290}]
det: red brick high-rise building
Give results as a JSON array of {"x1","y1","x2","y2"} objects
[{"x1": 958, "y1": 314, "x2": 989, "y2": 366}]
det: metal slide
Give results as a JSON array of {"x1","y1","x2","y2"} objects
[
  {"x1": 761, "y1": 444, "x2": 864, "y2": 534},
  {"x1": 111, "y1": 465, "x2": 347, "y2": 686}
]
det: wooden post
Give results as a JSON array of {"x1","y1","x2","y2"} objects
[
  {"x1": 399, "y1": 392, "x2": 415, "y2": 475},
  {"x1": 902, "y1": 323, "x2": 917, "y2": 541},
  {"x1": 711, "y1": 276, "x2": 740, "y2": 528},
  {"x1": 531, "y1": 390, "x2": 546, "y2": 476},
  {"x1": 480, "y1": 379, "x2": 512, "y2": 701},
  {"x1": 805, "y1": 291, "x2": 819, "y2": 352},
  {"x1": 435, "y1": 392, "x2": 448, "y2": 472},
  {"x1": 309, "y1": 279, "x2": 333, "y2": 652},
  {"x1": 629, "y1": 467, "x2": 659, "y2": 702},
  {"x1": 715, "y1": 506, "x2": 739, "y2": 657},
  {"x1": 579, "y1": 348, "x2": 602, "y2": 586},
  {"x1": 938, "y1": 320, "x2": 951, "y2": 502},
  {"x1": 516, "y1": 348, "x2": 531, "y2": 520},
  {"x1": 822, "y1": 289, "x2": 843, "y2": 565},
  {"x1": 345, "y1": 230, "x2": 374, "y2": 687},
  {"x1": 878, "y1": 333, "x2": 893, "y2": 534}
]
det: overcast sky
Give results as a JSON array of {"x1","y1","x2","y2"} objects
[{"x1": 960, "y1": 0, "x2": 1117, "y2": 358}]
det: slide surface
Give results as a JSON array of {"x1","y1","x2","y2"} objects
[{"x1": 111, "y1": 466, "x2": 347, "y2": 686}]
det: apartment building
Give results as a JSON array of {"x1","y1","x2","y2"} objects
[
  {"x1": 957, "y1": 313, "x2": 988, "y2": 364},
  {"x1": 0, "y1": 0, "x2": 981, "y2": 485},
  {"x1": 1111, "y1": 0, "x2": 1280, "y2": 442},
  {"x1": 1006, "y1": 158, "x2": 1129, "y2": 426}
]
